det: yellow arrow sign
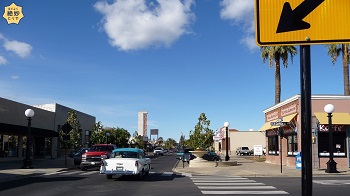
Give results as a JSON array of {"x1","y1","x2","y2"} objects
[{"x1": 255, "y1": 0, "x2": 350, "y2": 46}]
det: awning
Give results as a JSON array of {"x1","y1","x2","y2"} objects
[
  {"x1": 259, "y1": 122, "x2": 272, "y2": 131},
  {"x1": 314, "y1": 112, "x2": 350, "y2": 125},
  {"x1": 259, "y1": 113, "x2": 297, "y2": 131}
]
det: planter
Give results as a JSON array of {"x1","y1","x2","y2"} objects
[{"x1": 189, "y1": 150, "x2": 207, "y2": 162}]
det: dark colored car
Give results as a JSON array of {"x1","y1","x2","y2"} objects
[
  {"x1": 73, "y1": 148, "x2": 89, "y2": 165},
  {"x1": 202, "y1": 151, "x2": 221, "y2": 161}
]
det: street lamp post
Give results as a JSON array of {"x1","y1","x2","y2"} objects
[
  {"x1": 324, "y1": 104, "x2": 338, "y2": 173},
  {"x1": 22, "y1": 109, "x2": 34, "y2": 169},
  {"x1": 224, "y1": 122, "x2": 230, "y2": 161},
  {"x1": 106, "y1": 132, "x2": 110, "y2": 144}
]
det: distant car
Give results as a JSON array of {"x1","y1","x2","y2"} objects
[
  {"x1": 176, "y1": 148, "x2": 193, "y2": 161},
  {"x1": 202, "y1": 151, "x2": 221, "y2": 161},
  {"x1": 236, "y1": 147, "x2": 251, "y2": 156},
  {"x1": 73, "y1": 148, "x2": 89, "y2": 165},
  {"x1": 153, "y1": 147, "x2": 164, "y2": 156}
]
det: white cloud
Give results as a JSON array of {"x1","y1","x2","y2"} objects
[
  {"x1": 240, "y1": 35, "x2": 258, "y2": 51},
  {"x1": 11, "y1": 75, "x2": 20, "y2": 79},
  {"x1": 220, "y1": 0, "x2": 257, "y2": 50},
  {"x1": 3, "y1": 39, "x2": 32, "y2": 58},
  {"x1": 94, "y1": 0, "x2": 195, "y2": 51},
  {"x1": 0, "y1": 55, "x2": 7, "y2": 65}
]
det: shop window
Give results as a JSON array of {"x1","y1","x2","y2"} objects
[
  {"x1": 318, "y1": 132, "x2": 347, "y2": 157},
  {"x1": 287, "y1": 134, "x2": 298, "y2": 156},
  {"x1": 268, "y1": 136, "x2": 279, "y2": 155}
]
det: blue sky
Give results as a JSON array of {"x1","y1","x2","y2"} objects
[{"x1": 0, "y1": 0, "x2": 346, "y2": 142}]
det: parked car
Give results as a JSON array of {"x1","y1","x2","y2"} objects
[
  {"x1": 202, "y1": 151, "x2": 221, "y2": 161},
  {"x1": 236, "y1": 147, "x2": 251, "y2": 156},
  {"x1": 73, "y1": 148, "x2": 89, "y2": 165}
]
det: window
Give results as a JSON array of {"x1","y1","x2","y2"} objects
[
  {"x1": 318, "y1": 131, "x2": 347, "y2": 157},
  {"x1": 268, "y1": 136, "x2": 279, "y2": 155},
  {"x1": 287, "y1": 134, "x2": 298, "y2": 156}
]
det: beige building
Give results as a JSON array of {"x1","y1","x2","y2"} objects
[
  {"x1": 259, "y1": 94, "x2": 350, "y2": 169},
  {"x1": 215, "y1": 129, "x2": 266, "y2": 155}
]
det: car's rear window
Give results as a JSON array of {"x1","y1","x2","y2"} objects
[
  {"x1": 90, "y1": 145, "x2": 112, "y2": 151},
  {"x1": 242, "y1": 147, "x2": 249, "y2": 150},
  {"x1": 111, "y1": 151, "x2": 138, "y2": 158}
]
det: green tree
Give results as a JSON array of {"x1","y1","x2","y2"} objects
[
  {"x1": 164, "y1": 138, "x2": 177, "y2": 149},
  {"x1": 90, "y1": 121, "x2": 104, "y2": 144},
  {"x1": 59, "y1": 109, "x2": 81, "y2": 150},
  {"x1": 90, "y1": 122, "x2": 131, "y2": 146},
  {"x1": 112, "y1": 127, "x2": 131, "y2": 147},
  {"x1": 326, "y1": 44, "x2": 350, "y2": 95},
  {"x1": 261, "y1": 46, "x2": 297, "y2": 104},
  {"x1": 187, "y1": 113, "x2": 214, "y2": 150},
  {"x1": 179, "y1": 134, "x2": 186, "y2": 149}
]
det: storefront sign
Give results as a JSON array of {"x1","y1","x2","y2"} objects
[
  {"x1": 318, "y1": 124, "x2": 346, "y2": 132},
  {"x1": 266, "y1": 111, "x2": 278, "y2": 121},
  {"x1": 281, "y1": 104, "x2": 297, "y2": 116}
]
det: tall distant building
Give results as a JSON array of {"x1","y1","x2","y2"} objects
[{"x1": 138, "y1": 111, "x2": 148, "y2": 137}]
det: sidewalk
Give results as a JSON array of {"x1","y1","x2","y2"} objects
[{"x1": 0, "y1": 157, "x2": 76, "y2": 183}]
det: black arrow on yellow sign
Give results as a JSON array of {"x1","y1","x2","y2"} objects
[{"x1": 276, "y1": 0, "x2": 325, "y2": 33}]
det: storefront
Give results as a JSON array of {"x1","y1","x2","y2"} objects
[
  {"x1": 259, "y1": 95, "x2": 350, "y2": 169},
  {"x1": 0, "y1": 97, "x2": 95, "y2": 160}
]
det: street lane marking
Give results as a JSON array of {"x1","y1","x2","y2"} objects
[
  {"x1": 201, "y1": 190, "x2": 288, "y2": 194},
  {"x1": 198, "y1": 186, "x2": 277, "y2": 190},
  {"x1": 313, "y1": 180, "x2": 350, "y2": 185},
  {"x1": 161, "y1": 172, "x2": 174, "y2": 176}
]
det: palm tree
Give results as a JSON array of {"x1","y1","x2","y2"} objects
[
  {"x1": 326, "y1": 44, "x2": 350, "y2": 95},
  {"x1": 261, "y1": 46, "x2": 297, "y2": 104}
]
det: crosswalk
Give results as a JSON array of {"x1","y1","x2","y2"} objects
[{"x1": 190, "y1": 175, "x2": 289, "y2": 195}]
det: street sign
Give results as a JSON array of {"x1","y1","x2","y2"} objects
[
  {"x1": 255, "y1": 0, "x2": 350, "y2": 46},
  {"x1": 61, "y1": 122, "x2": 72, "y2": 134},
  {"x1": 270, "y1": 122, "x2": 290, "y2": 126}
]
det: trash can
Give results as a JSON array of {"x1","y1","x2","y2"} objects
[{"x1": 296, "y1": 152, "x2": 302, "y2": 170}]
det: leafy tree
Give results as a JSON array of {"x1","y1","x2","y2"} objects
[
  {"x1": 164, "y1": 138, "x2": 177, "y2": 149},
  {"x1": 90, "y1": 121, "x2": 104, "y2": 144},
  {"x1": 326, "y1": 44, "x2": 350, "y2": 95},
  {"x1": 113, "y1": 127, "x2": 131, "y2": 147},
  {"x1": 59, "y1": 109, "x2": 81, "y2": 150},
  {"x1": 187, "y1": 113, "x2": 214, "y2": 150},
  {"x1": 90, "y1": 121, "x2": 131, "y2": 147},
  {"x1": 179, "y1": 134, "x2": 186, "y2": 148},
  {"x1": 261, "y1": 46, "x2": 297, "y2": 104}
]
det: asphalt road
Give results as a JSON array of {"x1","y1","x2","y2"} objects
[{"x1": 1, "y1": 154, "x2": 350, "y2": 196}]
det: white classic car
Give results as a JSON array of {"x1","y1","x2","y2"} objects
[{"x1": 100, "y1": 148, "x2": 151, "y2": 180}]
